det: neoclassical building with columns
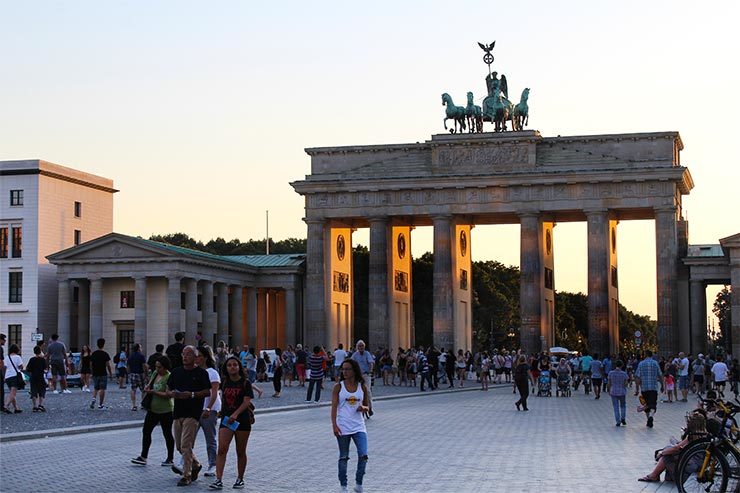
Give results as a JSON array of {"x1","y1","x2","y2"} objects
[{"x1": 47, "y1": 233, "x2": 304, "y2": 355}]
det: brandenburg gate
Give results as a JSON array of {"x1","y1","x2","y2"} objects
[{"x1": 291, "y1": 130, "x2": 694, "y2": 356}]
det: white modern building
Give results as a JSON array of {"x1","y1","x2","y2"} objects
[{"x1": 0, "y1": 160, "x2": 115, "y2": 355}]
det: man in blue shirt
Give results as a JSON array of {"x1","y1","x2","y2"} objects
[
  {"x1": 634, "y1": 350, "x2": 663, "y2": 428},
  {"x1": 351, "y1": 340, "x2": 375, "y2": 416}
]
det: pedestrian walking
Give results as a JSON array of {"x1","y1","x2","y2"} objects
[
  {"x1": 350, "y1": 341, "x2": 375, "y2": 416},
  {"x1": 89, "y1": 338, "x2": 113, "y2": 410},
  {"x1": 80, "y1": 345, "x2": 92, "y2": 392},
  {"x1": 281, "y1": 346, "x2": 294, "y2": 388},
  {"x1": 692, "y1": 354, "x2": 706, "y2": 393},
  {"x1": 634, "y1": 350, "x2": 663, "y2": 428},
  {"x1": 455, "y1": 349, "x2": 466, "y2": 387},
  {"x1": 590, "y1": 353, "x2": 604, "y2": 400},
  {"x1": 271, "y1": 347, "x2": 283, "y2": 398},
  {"x1": 480, "y1": 352, "x2": 490, "y2": 391},
  {"x1": 115, "y1": 346, "x2": 128, "y2": 388},
  {"x1": 711, "y1": 354, "x2": 729, "y2": 397},
  {"x1": 333, "y1": 344, "x2": 347, "y2": 383},
  {"x1": 46, "y1": 333, "x2": 72, "y2": 394},
  {"x1": 306, "y1": 346, "x2": 327, "y2": 402},
  {"x1": 166, "y1": 332, "x2": 185, "y2": 369},
  {"x1": 27, "y1": 346, "x2": 48, "y2": 412},
  {"x1": 167, "y1": 345, "x2": 211, "y2": 486},
  {"x1": 208, "y1": 356, "x2": 255, "y2": 490},
  {"x1": 128, "y1": 343, "x2": 147, "y2": 411},
  {"x1": 677, "y1": 351, "x2": 690, "y2": 402},
  {"x1": 3, "y1": 343, "x2": 24, "y2": 413},
  {"x1": 131, "y1": 355, "x2": 175, "y2": 467},
  {"x1": 331, "y1": 358, "x2": 370, "y2": 493},
  {"x1": 147, "y1": 344, "x2": 165, "y2": 375},
  {"x1": 196, "y1": 346, "x2": 222, "y2": 478},
  {"x1": 607, "y1": 360, "x2": 628, "y2": 426},
  {"x1": 514, "y1": 355, "x2": 531, "y2": 411}
]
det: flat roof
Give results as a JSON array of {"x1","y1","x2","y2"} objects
[{"x1": 0, "y1": 159, "x2": 117, "y2": 193}]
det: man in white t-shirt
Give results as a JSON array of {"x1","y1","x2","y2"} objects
[
  {"x1": 677, "y1": 352, "x2": 690, "y2": 402},
  {"x1": 333, "y1": 343, "x2": 347, "y2": 382},
  {"x1": 711, "y1": 355, "x2": 729, "y2": 397}
]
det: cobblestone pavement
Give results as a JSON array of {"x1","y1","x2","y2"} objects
[
  {"x1": 0, "y1": 382, "x2": 692, "y2": 492},
  {"x1": 0, "y1": 375, "x2": 487, "y2": 435}
]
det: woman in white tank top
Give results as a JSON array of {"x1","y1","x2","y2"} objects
[{"x1": 331, "y1": 359, "x2": 370, "y2": 493}]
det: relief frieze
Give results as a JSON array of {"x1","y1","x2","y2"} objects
[{"x1": 435, "y1": 144, "x2": 529, "y2": 168}]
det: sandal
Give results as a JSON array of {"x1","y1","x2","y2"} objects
[{"x1": 637, "y1": 475, "x2": 658, "y2": 482}]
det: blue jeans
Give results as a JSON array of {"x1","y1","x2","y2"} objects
[
  {"x1": 337, "y1": 432, "x2": 368, "y2": 487},
  {"x1": 248, "y1": 369, "x2": 256, "y2": 382},
  {"x1": 306, "y1": 378, "x2": 322, "y2": 401},
  {"x1": 611, "y1": 395, "x2": 626, "y2": 423}
]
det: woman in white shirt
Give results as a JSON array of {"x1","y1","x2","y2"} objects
[
  {"x1": 196, "y1": 346, "x2": 222, "y2": 477},
  {"x1": 4, "y1": 344, "x2": 24, "y2": 413},
  {"x1": 331, "y1": 358, "x2": 370, "y2": 493}
]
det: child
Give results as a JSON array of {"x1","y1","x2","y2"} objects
[
  {"x1": 664, "y1": 374, "x2": 675, "y2": 403},
  {"x1": 27, "y1": 346, "x2": 48, "y2": 412}
]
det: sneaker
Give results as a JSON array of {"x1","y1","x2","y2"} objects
[
  {"x1": 615, "y1": 422, "x2": 621, "y2": 427},
  {"x1": 38, "y1": 405, "x2": 46, "y2": 412},
  {"x1": 177, "y1": 477, "x2": 192, "y2": 487},
  {"x1": 161, "y1": 459, "x2": 174, "y2": 467},
  {"x1": 171, "y1": 464, "x2": 184, "y2": 476},
  {"x1": 304, "y1": 400, "x2": 312, "y2": 403},
  {"x1": 209, "y1": 479, "x2": 224, "y2": 490},
  {"x1": 132, "y1": 406, "x2": 138, "y2": 411},
  {"x1": 232, "y1": 478, "x2": 244, "y2": 489},
  {"x1": 647, "y1": 416, "x2": 654, "y2": 428},
  {"x1": 354, "y1": 485, "x2": 363, "y2": 493},
  {"x1": 204, "y1": 465, "x2": 217, "y2": 477},
  {"x1": 339, "y1": 486, "x2": 349, "y2": 493},
  {"x1": 32, "y1": 407, "x2": 39, "y2": 412},
  {"x1": 89, "y1": 400, "x2": 95, "y2": 410},
  {"x1": 53, "y1": 390, "x2": 60, "y2": 394},
  {"x1": 190, "y1": 462, "x2": 203, "y2": 481},
  {"x1": 97, "y1": 405, "x2": 108, "y2": 410},
  {"x1": 131, "y1": 456, "x2": 147, "y2": 466},
  {"x1": 62, "y1": 389, "x2": 72, "y2": 394},
  {"x1": 621, "y1": 419, "x2": 626, "y2": 426}
]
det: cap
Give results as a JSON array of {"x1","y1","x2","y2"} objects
[{"x1": 698, "y1": 353, "x2": 704, "y2": 358}]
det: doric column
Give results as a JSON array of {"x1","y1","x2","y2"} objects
[
  {"x1": 268, "y1": 290, "x2": 279, "y2": 348},
  {"x1": 689, "y1": 280, "x2": 707, "y2": 355},
  {"x1": 78, "y1": 280, "x2": 90, "y2": 349},
  {"x1": 433, "y1": 215, "x2": 454, "y2": 350},
  {"x1": 655, "y1": 206, "x2": 679, "y2": 356},
  {"x1": 586, "y1": 209, "x2": 610, "y2": 357},
  {"x1": 230, "y1": 285, "x2": 244, "y2": 348},
  {"x1": 216, "y1": 283, "x2": 229, "y2": 345},
  {"x1": 369, "y1": 217, "x2": 390, "y2": 349},
  {"x1": 284, "y1": 287, "x2": 297, "y2": 348},
  {"x1": 167, "y1": 276, "x2": 182, "y2": 341},
  {"x1": 519, "y1": 213, "x2": 541, "y2": 355},
  {"x1": 134, "y1": 276, "x2": 148, "y2": 352},
  {"x1": 90, "y1": 277, "x2": 103, "y2": 346},
  {"x1": 201, "y1": 280, "x2": 215, "y2": 347},
  {"x1": 246, "y1": 287, "x2": 257, "y2": 349},
  {"x1": 304, "y1": 218, "x2": 326, "y2": 347},
  {"x1": 257, "y1": 289, "x2": 268, "y2": 349},
  {"x1": 184, "y1": 278, "x2": 198, "y2": 345},
  {"x1": 57, "y1": 279, "x2": 71, "y2": 344}
]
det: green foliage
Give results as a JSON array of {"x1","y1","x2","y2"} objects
[
  {"x1": 412, "y1": 252, "x2": 434, "y2": 348},
  {"x1": 353, "y1": 247, "x2": 369, "y2": 344},
  {"x1": 471, "y1": 261, "x2": 520, "y2": 352},
  {"x1": 619, "y1": 304, "x2": 657, "y2": 354},
  {"x1": 148, "y1": 233, "x2": 306, "y2": 255},
  {"x1": 554, "y1": 292, "x2": 588, "y2": 352},
  {"x1": 712, "y1": 286, "x2": 732, "y2": 352}
]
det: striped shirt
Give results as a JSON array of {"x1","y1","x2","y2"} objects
[
  {"x1": 608, "y1": 369, "x2": 628, "y2": 397},
  {"x1": 635, "y1": 358, "x2": 662, "y2": 391},
  {"x1": 308, "y1": 353, "x2": 325, "y2": 380}
]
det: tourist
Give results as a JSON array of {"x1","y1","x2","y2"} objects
[
  {"x1": 167, "y1": 345, "x2": 211, "y2": 486},
  {"x1": 209, "y1": 356, "x2": 254, "y2": 490},
  {"x1": 711, "y1": 354, "x2": 729, "y2": 397},
  {"x1": 634, "y1": 350, "x2": 663, "y2": 428},
  {"x1": 166, "y1": 332, "x2": 185, "y2": 369},
  {"x1": 0, "y1": 334, "x2": 5, "y2": 413},
  {"x1": 379, "y1": 350, "x2": 393, "y2": 386},
  {"x1": 80, "y1": 345, "x2": 92, "y2": 392},
  {"x1": 244, "y1": 347, "x2": 257, "y2": 383},
  {"x1": 255, "y1": 351, "x2": 267, "y2": 382},
  {"x1": 419, "y1": 350, "x2": 433, "y2": 392},
  {"x1": 480, "y1": 352, "x2": 490, "y2": 391},
  {"x1": 196, "y1": 345, "x2": 221, "y2": 478},
  {"x1": 147, "y1": 344, "x2": 165, "y2": 374},
  {"x1": 115, "y1": 346, "x2": 128, "y2": 389},
  {"x1": 664, "y1": 373, "x2": 675, "y2": 402},
  {"x1": 677, "y1": 351, "x2": 690, "y2": 402},
  {"x1": 692, "y1": 353, "x2": 706, "y2": 393},
  {"x1": 27, "y1": 346, "x2": 48, "y2": 412},
  {"x1": 514, "y1": 355, "x2": 531, "y2": 411},
  {"x1": 406, "y1": 349, "x2": 417, "y2": 387},
  {"x1": 131, "y1": 355, "x2": 175, "y2": 467},
  {"x1": 396, "y1": 348, "x2": 408, "y2": 387},
  {"x1": 272, "y1": 347, "x2": 283, "y2": 398},
  {"x1": 607, "y1": 359, "x2": 628, "y2": 426},
  {"x1": 444, "y1": 349, "x2": 455, "y2": 389},
  {"x1": 46, "y1": 333, "x2": 72, "y2": 394},
  {"x1": 128, "y1": 343, "x2": 147, "y2": 411},
  {"x1": 281, "y1": 346, "x2": 294, "y2": 388},
  {"x1": 3, "y1": 344, "x2": 24, "y2": 414},
  {"x1": 492, "y1": 351, "x2": 504, "y2": 384},
  {"x1": 637, "y1": 410, "x2": 706, "y2": 483},
  {"x1": 663, "y1": 356, "x2": 677, "y2": 401},
  {"x1": 215, "y1": 341, "x2": 229, "y2": 371},
  {"x1": 306, "y1": 346, "x2": 327, "y2": 403},
  {"x1": 590, "y1": 353, "x2": 603, "y2": 400},
  {"x1": 333, "y1": 344, "x2": 347, "y2": 383},
  {"x1": 602, "y1": 354, "x2": 613, "y2": 392},
  {"x1": 331, "y1": 358, "x2": 370, "y2": 493},
  {"x1": 455, "y1": 349, "x2": 466, "y2": 387},
  {"x1": 503, "y1": 350, "x2": 513, "y2": 383},
  {"x1": 427, "y1": 346, "x2": 440, "y2": 390},
  {"x1": 351, "y1": 341, "x2": 375, "y2": 416},
  {"x1": 89, "y1": 338, "x2": 113, "y2": 410}
]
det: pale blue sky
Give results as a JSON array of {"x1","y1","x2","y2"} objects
[{"x1": 2, "y1": 1, "x2": 738, "y2": 320}]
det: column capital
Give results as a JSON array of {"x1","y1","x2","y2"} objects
[
  {"x1": 302, "y1": 217, "x2": 326, "y2": 225},
  {"x1": 368, "y1": 216, "x2": 390, "y2": 224},
  {"x1": 583, "y1": 208, "x2": 608, "y2": 217},
  {"x1": 654, "y1": 205, "x2": 678, "y2": 214},
  {"x1": 517, "y1": 210, "x2": 540, "y2": 219},
  {"x1": 431, "y1": 214, "x2": 453, "y2": 222},
  {"x1": 167, "y1": 273, "x2": 183, "y2": 282},
  {"x1": 132, "y1": 274, "x2": 148, "y2": 281}
]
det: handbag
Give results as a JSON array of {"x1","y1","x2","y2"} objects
[
  {"x1": 140, "y1": 372, "x2": 157, "y2": 410},
  {"x1": 9, "y1": 356, "x2": 25, "y2": 390}
]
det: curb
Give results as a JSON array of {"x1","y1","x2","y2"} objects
[{"x1": 0, "y1": 382, "x2": 511, "y2": 443}]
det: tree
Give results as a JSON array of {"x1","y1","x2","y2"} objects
[
  {"x1": 412, "y1": 252, "x2": 434, "y2": 348},
  {"x1": 712, "y1": 286, "x2": 732, "y2": 353}
]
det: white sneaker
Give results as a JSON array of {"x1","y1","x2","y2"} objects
[
  {"x1": 353, "y1": 485, "x2": 363, "y2": 493},
  {"x1": 53, "y1": 390, "x2": 60, "y2": 394},
  {"x1": 204, "y1": 465, "x2": 216, "y2": 477},
  {"x1": 62, "y1": 389, "x2": 72, "y2": 394},
  {"x1": 340, "y1": 486, "x2": 348, "y2": 493}
]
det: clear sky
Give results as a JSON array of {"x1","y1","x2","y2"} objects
[{"x1": 1, "y1": 1, "x2": 738, "y2": 321}]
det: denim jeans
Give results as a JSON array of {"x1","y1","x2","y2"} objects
[
  {"x1": 337, "y1": 432, "x2": 368, "y2": 487},
  {"x1": 199, "y1": 410, "x2": 218, "y2": 467},
  {"x1": 306, "y1": 378, "x2": 322, "y2": 401},
  {"x1": 611, "y1": 394, "x2": 626, "y2": 423}
]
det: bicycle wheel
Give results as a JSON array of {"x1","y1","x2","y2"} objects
[
  {"x1": 677, "y1": 442, "x2": 731, "y2": 493},
  {"x1": 680, "y1": 438, "x2": 740, "y2": 492}
]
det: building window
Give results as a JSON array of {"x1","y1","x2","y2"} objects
[
  {"x1": 11, "y1": 227, "x2": 22, "y2": 258},
  {"x1": 8, "y1": 324, "x2": 22, "y2": 347},
  {"x1": 74, "y1": 230, "x2": 81, "y2": 246},
  {"x1": 0, "y1": 227, "x2": 7, "y2": 258},
  {"x1": 9, "y1": 272, "x2": 22, "y2": 303},
  {"x1": 10, "y1": 190, "x2": 23, "y2": 206},
  {"x1": 120, "y1": 290, "x2": 135, "y2": 308},
  {"x1": 74, "y1": 201, "x2": 82, "y2": 218}
]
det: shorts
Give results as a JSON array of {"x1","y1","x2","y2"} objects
[
  {"x1": 93, "y1": 375, "x2": 108, "y2": 391},
  {"x1": 715, "y1": 380, "x2": 727, "y2": 387},
  {"x1": 678, "y1": 375, "x2": 689, "y2": 390},
  {"x1": 129, "y1": 373, "x2": 145, "y2": 391},
  {"x1": 495, "y1": 368, "x2": 504, "y2": 375},
  {"x1": 50, "y1": 361, "x2": 66, "y2": 377},
  {"x1": 592, "y1": 378, "x2": 602, "y2": 387},
  {"x1": 693, "y1": 375, "x2": 704, "y2": 384},
  {"x1": 504, "y1": 368, "x2": 512, "y2": 375},
  {"x1": 641, "y1": 390, "x2": 658, "y2": 412},
  {"x1": 30, "y1": 380, "x2": 47, "y2": 398},
  {"x1": 295, "y1": 363, "x2": 306, "y2": 379},
  {"x1": 117, "y1": 367, "x2": 127, "y2": 378},
  {"x1": 6, "y1": 375, "x2": 20, "y2": 389}
]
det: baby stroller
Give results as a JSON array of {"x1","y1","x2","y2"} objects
[
  {"x1": 537, "y1": 370, "x2": 552, "y2": 397},
  {"x1": 556, "y1": 373, "x2": 571, "y2": 397}
]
